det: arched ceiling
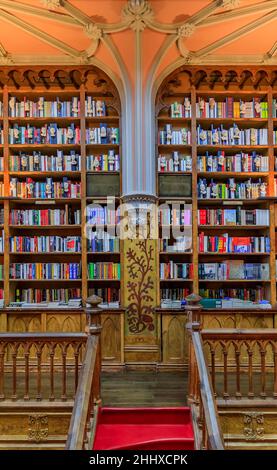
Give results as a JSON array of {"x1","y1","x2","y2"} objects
[{"x1": 0, "y1": 0, "x2": 276, "y2": 76}]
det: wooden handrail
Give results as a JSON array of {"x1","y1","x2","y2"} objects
[
  {"x1": 191, "y1": 330, "x2": 225, "y2": 450},
  {"x1": 202, "y1": 329, "x2": 277, "y2": 340},
  {"x1": 0, "y1": 332, "x2": 87, "y2": 402},
  {"x1": 66, "y1": 325, "x2": 101, "y2": 450}
]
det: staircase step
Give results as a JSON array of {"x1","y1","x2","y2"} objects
[{"x1": 93, "y1": 407, "x2": 194, "y2": 450}]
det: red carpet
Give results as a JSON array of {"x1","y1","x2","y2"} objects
[{"x1": 93, "y1": 407, "x2": 194, "y2": 450}]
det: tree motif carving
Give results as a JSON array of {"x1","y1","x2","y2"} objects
[{"x1": 126, "y1": 240, "x2": 155, "y2": 334}]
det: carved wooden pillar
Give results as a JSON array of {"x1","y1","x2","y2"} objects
[{"x1": 121, "y1": 194, "x2": 159, "y2": 364}]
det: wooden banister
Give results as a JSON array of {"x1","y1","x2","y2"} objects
[
  {"x1": 0, "y1": 333, "x2": 87, "y2": 402},
  {"x1": 65, "y1": 325, "x2": 101, "y2": 450},
  {"x1": 188, "y1": 323, "x2": 225, "y2": 450}
]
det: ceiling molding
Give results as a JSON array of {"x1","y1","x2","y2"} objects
[
  {"x1": 195, "y1": 10, "x2": 277, "y2": 58},
  {"x1": 61, "y1": 0, "x2": 92, "y2": 26},
  {"x1": 0, "y1": 8, "x2": 80, "y2": 58},
  {"x1": 200, "y1": 0, "x2": 277, "y2": 27},
  {"x1": 0, "y1": 0, "x2": 79, "y2": 26},
  {"x1": 267, "y1": 41, "x2": 277, "y2": 58}
]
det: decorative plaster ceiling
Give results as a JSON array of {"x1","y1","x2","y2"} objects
[{"x1": 0, "y1": 0, "x2": 276, "y2": 66}]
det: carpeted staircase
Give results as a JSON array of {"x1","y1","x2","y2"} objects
[{"x1": 93, "y1": 407, "x2": 194, "y2": 450}]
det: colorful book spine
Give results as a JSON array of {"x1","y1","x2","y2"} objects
[
  {"x1": 170, "y1": 99, "x2": 191, "y2": 118},
  {"x1": 9, "y1": 124, "x2": 81, "y2": 145},
  {"x1": 196, "y1": 97, "x2": 268, "y2": 118},
  {"x1": 159, "y1": 125, "x2": 191, "y2": 145},
  {"x1": 87, "y1": 262, "x2": 120, "y2": 280},
  {"x1": 10, "y1": 263, "x2": 81, "y2": 280},
  {"x1": 197, "y1": 124, "x2": 268, "y2": 146},
  {"x1": 198, "y1": 178, "x2": 267, "y2": 199},
  {"x1": 160, "y1": 262, "x2": 193, "y2": 280},
  {"x1": 9, "y1": 207, "x2": 81, "y2": 225},
  {"x1": 198, "y1": 208, "x2": 269, "y2": 226},
  {"x1": 86, "y1": 206, "x2": 120, "y2": 225},
  {"x1": 86, "y1": 151, "x2": 120, "y2": 171},
  {"x1": 8, "y1": 97, "x2": 80, "y2": 118},
  {"x1": 199, "y1": 262, "x2": 269, "y2": 280},
  {"x1": 85, "y1": 98, "x2": 107, "y2": 117},
  {"x1": 9, "y1": 151, "x2": 81, "y2": 172},
  {"x1": 160, "y1": 288, "x2": 190, "y2": 301},
  {"x1": 10, "y1": 178, "x2": 81, "y2": 199},
  {"x1": 89, "y1": 288, "x2": 120, "y2": 303},
  {"x1": 87, "y1": 232, "x2": 119, "y2": 252},
  {"x1": 199, "y1": 287, "x2": 265, "y2": 302},
  {"x1": 86, "y1": 127, "x2": 120, "y2": 144},
  {"x1": 158, "y1": 208, "x2": 191, "y2": 225},
  {"x1": 198, "y1": 233, "x2": 270, "y2": 253},
  {"x1": 10, "y1": 236, "x2": 81, "y2": 253},
  {"x1": 158, "y1": 153, "x2": 192, "y2": 172},
  {"x1": 197, "y1": 152, "x2": 268, "y2": 172},
  {"x1": 14, "y1": 288, "x2": 81, "y2": 303}
]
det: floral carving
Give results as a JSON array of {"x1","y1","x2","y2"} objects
[
  {"x1": 122, "y1": 0, "x2": 154, "y2": 32},
  {"x1": 243, "y1": 412, "x2": 264, "y2": 440},
  {"x1": 28, "y1": 415, "x2": 49, "y2": 443},
  {"x1": 126, "y1": 240, "x2": 155, "y2": 334}
]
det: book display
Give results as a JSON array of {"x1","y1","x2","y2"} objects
[
  {"x1": 0, "y1": 73, "x2": 121, "y2": 307},
  {"x1": 156, "y1": 78, "x2": 276, "y2": 309}
]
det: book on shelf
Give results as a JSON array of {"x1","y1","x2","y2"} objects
[
  {"x1": 197, "y1": 124, "x2": 268, "y2": 146},
  {"x1": 87, "y1": 231, "x2": 119, "y2": 252},
  {"x1": 85, "y1": 98, "x2": 107, "y2": 117},
  {"x1": 10, "y1": 151, "x2": 81, "y2": 172},
  {"x1": 200, "y1": 297, "x2": 271, "y2": 310},
  {"x1": 0, "y1": 126, "x2": 3, "y2": 144},
  {"x1": 87, "y1": 151, "x2": 120, "y2": 171},
  {"x1": 196, "y1": 97, "x2": 268, "y2": 119},
  {"x1": 9, "y1": 207, "x2": 81, "y2": 226},
  {"x1": 8, "y1": 96, "x2": 80, "y2": 118},
  {"x1": 170, "y1": 99, "x2": 191, "y2": 118},
  {"x1": 10, "y1": 263, "x2": 81, "y2": 280},
  {"x1": 198, "y1": 233, "x2": 270, "y2": 253},
  {"x1": 160, "y1": 299, "x2": 182, "y2": 309},
  {"x1": 87, "y1": 262, "x2": 120, "y2": 280},
  {"x1": 199, "y1": 261, "x2": 269, "y2": 280},
  {"x1": 160, "y1": 262, "x2": 193, "y2": 280},
  {"x1": 0, "y1": 156, "x2": 3, "y2": 171},
  {"x1": 9, "y1": 124, "x2": 81, "y2": 145},
  {"x1": 10, "y1": 236, "x2": 81, "y2": 253},
  {"x1": 0, "y1": 265, "x2": 4, "y2": 279},
  {"x1": 273, "y1": 99, "x2": 277, "y2": 118},
  {"x1": 86, "y1": 126, "x2": 120, "y2": 144},
  {"x1": 158, "y1": 153, "x2": 192, "y2": 172},
  {"x1": 0, "y1": 102, "x2": 3, "y2": 117},
  {"x1": 159, "y1": 125, "x2": 191, "y2": 145},
  {"x1": 89, "y1": 287, "x2": 120, "y2": 304},
  {"x1": 197, "y1": 151, "x2": 268, "y2": 172},
  {"x1": 199, "y1": 286, "x2": 265, "y2": 302},
  {"x1": 86, "y1": 206, "x2": 120, "y2": 225},
  {"x1": 10, "y1": 177, "x2": 81, "y2": 199},
  {"x1": 160, "y1": 287, "x2": 190, "y2": 302},
  {"x1": 198, "y1": 177, "x2": 267, "y2": 199},
  {"x1": 160, "y1": 237, "x2": 192, "y2": 253},
  {"x1": 14, "y1": 287, "x2": 81, "y2": 304},
  {"x1": 98, "y1": 301, "x2": 120, "y2": 309},
  {"x1": 158, "y1": 207, "x2": 191, "y2": 225},
  {"x1": 0, "y1": 183, "x2": 4, "y2": 197},
  {"x1": 198, "y1": 208, "x2": 269, "y2": 226}
]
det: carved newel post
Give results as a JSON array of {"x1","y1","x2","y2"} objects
[
  {"x1": 85, "y1": 295, "x2": 102, "y2": 328},
  {"x1": 185, "y1": 293, "x2": 202, "y2": 404},
  {"x1": 85, "y1": 295, "x2": 102, "y2": 403}
]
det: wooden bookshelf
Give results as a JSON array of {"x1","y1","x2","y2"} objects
[
  {"x1": 0, "y1": 68, "x2": 121, "y2": 307},
  {"x1": 156, "y1": 71, "x2": 276, "y2": 308}
]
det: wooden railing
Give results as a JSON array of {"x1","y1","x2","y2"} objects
[
  {"x1": 187, "y1": 322, "x2": 225, "y2": 450},
  {"x1": 0, "y1": 332, "x2": 87, "y2": 401},
  {"x1": 202, "y1": 329, "x2": 277, "y2": 400},
  {"x1": 66, "y1": 325, "x2": 101, "y2": 450}
]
